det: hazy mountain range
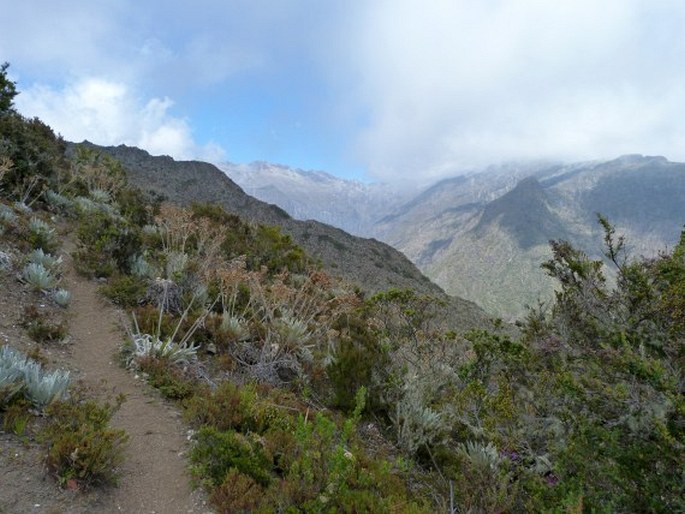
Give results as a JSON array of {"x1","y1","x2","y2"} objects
[
  {"x1": 221, "y1": 154, "x2": 685, "y2": 320},
  {"x1": 217, "y1": 161, "x2": 409, "y2": 236}
]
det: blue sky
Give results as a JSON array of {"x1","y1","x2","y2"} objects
[{"x1": 2, "y1": 1, "x2": 685, "y2": 185}]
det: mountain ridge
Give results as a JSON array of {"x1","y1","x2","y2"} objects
[
  {"x1": 72, "y1": 142, "x2": 494, "y2": 331},
  {"x1": 217, "y1": 161, "x2": 409, "y2": 236},
  {"x1": 210, "y1": 152, "x2": 685, "y2": 320},
  {"x1": 394, "y1": 154, "x2": 685, "y2": 318}
]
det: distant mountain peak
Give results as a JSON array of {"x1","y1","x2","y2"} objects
[
  {"x1": 217, "y1": 161, "x2": 410, "y2": 236},
  {"x1": 474, "y1": 176, "x2": 566, "y2": 249},
  {"x1": 609, "y1": 154, "x2": 669, "y2": 167}
]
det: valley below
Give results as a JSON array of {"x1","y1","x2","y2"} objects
[{"x1": 225, "y1": 154, "x2": 685, "y2": 320}]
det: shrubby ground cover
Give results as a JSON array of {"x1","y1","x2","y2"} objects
[{"x1": 0, "y1": 62, "x2": 682, "y2": 511}]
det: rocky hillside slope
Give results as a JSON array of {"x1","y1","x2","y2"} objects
[
  {"x1": 377, "y1": 155, "x2": 685, "y2": 319},
  {"x1": 75, "y1": 143, "x2": 493, "y2": 330}
]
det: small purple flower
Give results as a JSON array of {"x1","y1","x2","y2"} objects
[
  {"x1": 544, "y1": 472, "x2": 559, "y2": 486},
  {"x1": 501, "y1": 449, "x2": 520, "y2": 462}
]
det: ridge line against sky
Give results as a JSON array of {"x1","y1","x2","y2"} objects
[{"x1": 2, "y1": 1, "x2": 685, "y2": 185}]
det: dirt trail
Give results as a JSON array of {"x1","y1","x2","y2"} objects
[{"x1": 62, "y1": 254, "x2": 209, "y2": 513}]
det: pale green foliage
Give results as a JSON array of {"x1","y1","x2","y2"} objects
[
  {"x1": 455, "y1": 441, "x2": 512, "y2": 513},
  {"x1": 0, "y1": 345, "x2": 29, "y2": 369},
  {"x1": 192, "y1": 283, "x2": 209, "y2": 306},
  {"x1": 0, "y1": 203, "x2": 16, "y2": 224},
  {"x1": 0, "y1": 345, "x2": 70, "y2": 408},
  {"x1": 391, "y1": 376, "x2": 446, "y2": 455},
  {"x1": 164, "y1": 250, "x2": 188, "y2": 278},
  {"x1": 274, "y1": 314, "x2": 311, "y2": 346},
  {"x1": 130, "y1": 254, "x2": 157, "y2": 279},
  {"x1": 22, "y1": 361, "x2": 71, "y2": 408},
  {"x1": 28, "y1": 216, "x2": 56, "y2": 250},
  {"x1": 74, "y1": 195, "x2": 121, "y2": 219},
  {"x1": 28, "y1": 216, "x2": 52, "y2": 237},
  {"x1": 50, "y1": 288, "x2": 71, "y2": 307},
  {"x1": 141, "y1": 224, "x2": 159, "y2": 237},
  {"x1": 22, "y1": 262, "x2": 56, "y2": 290},
  {"x1": 458, "y1": 440, "x2": 502, "y2": 470},
  {"x1": 0, "y1": 364, "x2": 22, "y2": 392},
  {"x1": 0, "y1": 346, "x2": 25, "y2": 404},
  {"x1": 74, "y1": 196, "x2": 98, "y2": 215},
  {"x1": 0, "y1": 250, "x2": 12, "y2": 271},
  {"x1": 220, "y1": 312, "x2": 249, "y2": 340},
  {"x1": 89, "y1": 188, "x2": 111, "y2": 204},
  {"x1": 44, "y1": 189, "x2": 73, "y2": 212},
  {"x1": 131, "y1": 333, "x2": 200, "y2": 365},
  {"x1": 13, "y1": 201, "x2": 31, "y2": 213},
  {"x1": 28, "y1": 248, "x2": 62, "y2": 271},
  {"x1": 126, "y1": 288, "x2": 214, "y2": 366}
]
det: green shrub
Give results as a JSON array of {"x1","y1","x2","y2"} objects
[
  {"x1": 74, "y1": 209, "x2": 139, "y2": 277},
  {"x1": 190, "y1": 426, "x2": 272, "y2": 487},
  {"x1": 131, "y1": 304, "x2": 180, "y2": 339},
  {"x1": 115, "y1": 187, "x2": 158, "y2": 227},
  {"x1": 27, "y1": 319, "x2": 68, "y2": 343},
  {"x1": 0, "y1": 110, "x2": 66, "y2": 203},
  {"x1": 137, "y1": 356, "x2": 195, "y2": 400},
  {"x1": 73, "y1": 248, "x2": 116, "y2": 278},
  {"x1": 42, "y1": 398, "x2": 128, "y2": 487},
  {"x1": 327, "y1": 313, "x2": 387, "y2": 412},
  {"x1": 100, "y1": 274, "x2": 147, "y2": 307},
  {"x1": 21, "y1": 305, "x2": 68, "y2": 343},
  {"x1": 184, "y1": 381, "x2": 302, "y2": 435},
  {"x1": 209, "y1": 469, "x2": 263, "y2": 513},
  {"x1": 1, "y1": 397, "x2": 31, "y2": 436},
  {"x1": 184, "y1": 381, "x2": 248, "y2": 431},
  {"x1": 191, "y1": 202, "x2": 311, "y2": 274},
  {"x1": 181, "y1": 377, "x2": 426, "y2": 512}
]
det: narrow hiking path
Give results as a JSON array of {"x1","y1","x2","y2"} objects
[{"x1": 62, "y1": 248, "x2": 210, "y2": 513}]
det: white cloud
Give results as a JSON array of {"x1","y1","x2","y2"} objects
[
  {"x1": 16, "y1": 77, "x2": 226, "y2": 162},
  {"x1": 5, "y1": 2, "x2": 685, "y2": 183},
  {"x1": 342, "y1": 0, "x2": 685, "y2": 182}
]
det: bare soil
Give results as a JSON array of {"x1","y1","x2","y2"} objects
[{"x1": 0, "y1": 236, "x2": 211, "y2": 513}]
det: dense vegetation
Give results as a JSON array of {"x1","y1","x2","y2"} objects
[{"x1": 1, "y1": 62, "x2": 683, "y2": 511}]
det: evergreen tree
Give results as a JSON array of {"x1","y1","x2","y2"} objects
[{"x1": 0, "y1": 62, "x2": 18, "y2": 114}]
